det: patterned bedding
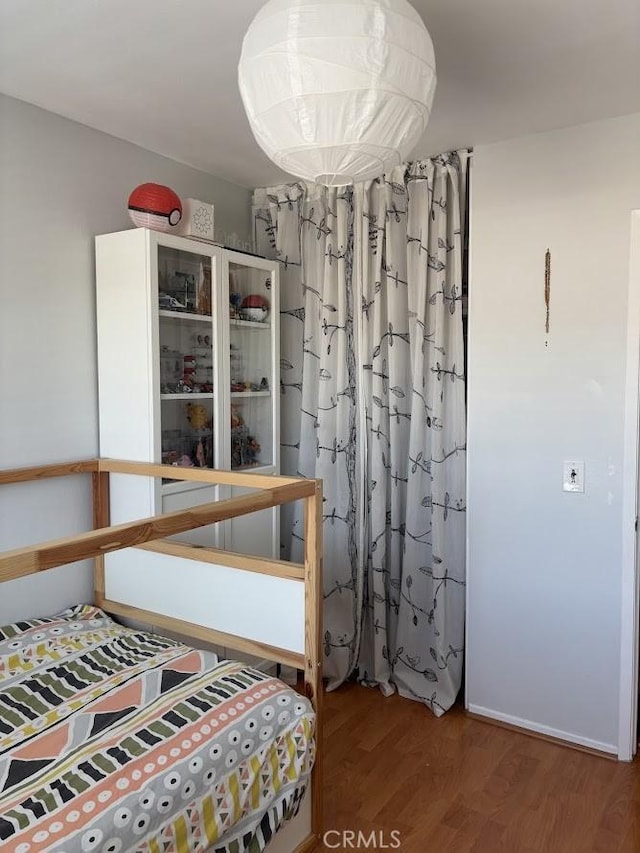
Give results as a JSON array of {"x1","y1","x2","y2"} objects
[{"x1": 0, "y1": 605, "x2": 315, "y2": 853}]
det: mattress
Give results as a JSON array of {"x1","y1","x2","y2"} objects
[{"x1": 0, "y1": 605, "x2": 315, "y2": 853}]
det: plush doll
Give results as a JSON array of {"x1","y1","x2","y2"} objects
[
  {"x1": 186, "y1": 403, "x2": 210, "y2": 430},
  {"x1": 230, "y1": 406, "x2": 244, "y2": 429}
]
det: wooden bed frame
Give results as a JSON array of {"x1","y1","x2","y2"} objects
[{"x1": 0, "y1": 458, "x2": 323, "y2": 853}]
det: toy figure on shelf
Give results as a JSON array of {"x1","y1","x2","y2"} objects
[
  {"x1": 229, "y1": 292, "x2": 243, "y2": 319},
  {"x1": 186, "y1": 403, "x2": 211, "y2": 430},
  {"x1": 174, "y1": 455, "x2": 194, "y2": 467},
  {"x1": 246, "y1": 436, "x2": 261, "y2": 464},
  {"x1": 183, "y1": 354, "x2": 196, "y2": 388},
  {"x1": 196, "y1": 261, "x2": 212, "y2": 316},
  {"x1": 230, "y1": 425, "x2": 247, "y2": 469},
  {"x1": 230, "y1": 402, "x2": 261, "y2": 467},
  {"x1": 192, "y1": 435, "x2": 213, "y2": 468},
  {"x1": 230, "y1": 406, "x2": 244, "y2": 428},
  {"x1": 159, "y1": 292, "x2": 187, "y2": 311}
]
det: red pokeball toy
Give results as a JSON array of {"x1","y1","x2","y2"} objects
[
  {"x1": 240, "y1": 294, "x2": 269, "y2": 322},
  {"x1": 128, "y1": 183, "x2": 182, "y2": 232}
]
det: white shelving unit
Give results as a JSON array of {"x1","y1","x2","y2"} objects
[{"x1": 96, "y1": 227, "x2": 280, "y2": 559}]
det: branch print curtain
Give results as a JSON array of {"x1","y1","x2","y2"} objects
[
  {"x1": 253, "y1": 152, "x2": 468, "y2": 713},
  {"x1": 253, "y1": 184, "x2": 361, "y2": 689},
  {"x1": 355, "y1": 158, "x2": 467, "y2": 714}
]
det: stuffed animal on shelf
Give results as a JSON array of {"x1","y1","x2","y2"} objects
[
  {"x1": 186, "y1": 403, "x2": 210, "y2": 430},
  {"x1": 246, "y1": 436, "x2": 261, "y2": 463},
  {"x1": 230, "y1": 406, "x2": 244, "y2": 429}
]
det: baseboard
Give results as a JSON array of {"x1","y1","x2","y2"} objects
[{"x1": 466, "y1": 704, "x2": 618, "y2": 759}]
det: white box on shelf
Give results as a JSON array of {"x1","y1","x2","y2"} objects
[{"x1": 175, "y1": 198, "x2": 215, "y2": 242}]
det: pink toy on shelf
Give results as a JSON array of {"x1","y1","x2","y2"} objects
[{"x1": 174, "y1": 455, "x2": 194, "y2": 468}]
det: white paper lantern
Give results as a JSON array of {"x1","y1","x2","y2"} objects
[{"x1": 238, "y1": 0, "x2": 436, "y2": 186}]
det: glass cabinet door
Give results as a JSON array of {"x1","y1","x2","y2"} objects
[
  {"x1": 157, "y1": 244, "x2": 216, "y2": 479},
  {"x1": 227, "y1": 260, "x2": 275, "y2": 470}
]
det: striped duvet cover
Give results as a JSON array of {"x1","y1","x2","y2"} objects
[{"x1": 0, "y1": 605, "x2": 315, "y2": 852}]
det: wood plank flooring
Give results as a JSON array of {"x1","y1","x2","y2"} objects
[{"x1": 316, "y1": 681, "x2": 640, "y2": 852}]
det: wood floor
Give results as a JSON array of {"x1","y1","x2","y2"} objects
[{"x1": 316, "y1": 681, "x2": 640, "y2": 852}]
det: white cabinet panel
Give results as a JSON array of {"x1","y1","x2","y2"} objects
[
  {"x1": 162, "y1": 485, "x2": 221, "y2": 548},
  {"x1": 225, "y1": 485, "x2": 278, "y2": 559}
]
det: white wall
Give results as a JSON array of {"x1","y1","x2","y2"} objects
[
  {"x1": 0, "y1": 94, "x2": 251, "y2": 624},
  {"x1": 467, "y1": 112, "x2": 640, "y2": 752}
]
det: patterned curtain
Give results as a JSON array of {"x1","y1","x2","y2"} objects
[
  {"x1": 253, "y1": 184, "x2": 361, "y2": 689},
  {"x1": 355, "y1": 156, "x2": 468, "y2": 714},
  {"x1": 253, "y1": 152, "x2": 468, "y2": 713}
]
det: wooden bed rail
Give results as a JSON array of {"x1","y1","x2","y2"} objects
[
  {"x1": 136, "y1": 540, "x2": 306, "y2": 580},
  {"x1": 0, "y1": 458, "x2": 99, "y2": 484},
  {"x1": 0, "y1": 457, "x2": 324, "y2": 840},
  {"x1": 0, "y1": 479, "x2": 314, "y2": 581},
  {"x1": 98, "y1": 457, "x2": 304, "y2": 488},
  {"x1": 0, "y1": 457, "x2": 306, "y2": 489}
]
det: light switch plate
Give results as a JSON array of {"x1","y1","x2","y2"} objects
[{"x1": 563, "y1": 460, "x2": 585, "y2": 493}]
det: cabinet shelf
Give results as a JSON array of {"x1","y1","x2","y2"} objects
[
  {"x1": 161, "y1": 392, "x2": 215, "y2": 400},
  {"x1": 159, "y1": 309, "x2": 212, "y2": 323},
  {"x1": 230, "y1": 319, "x2": 270, "y2": 330},
  {"x1": 230, "y1": 390, "x2": 271, "y2": 398},
  {"x1": 231, "y1": 463, "x2": 276, "y2": 473}
]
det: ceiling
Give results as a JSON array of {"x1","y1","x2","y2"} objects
[{"x1": 1, "y1": 0, "x2": 639, "y2": 189}]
